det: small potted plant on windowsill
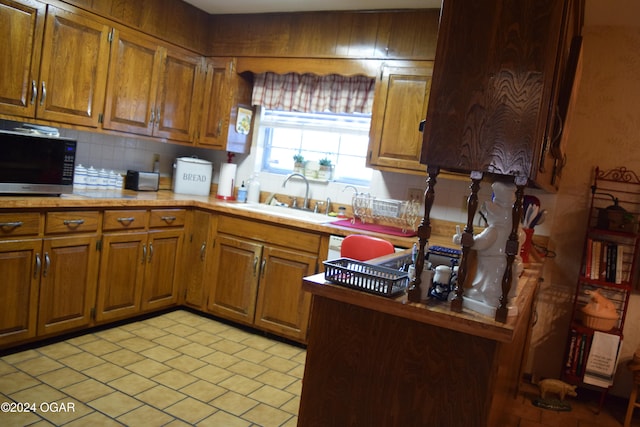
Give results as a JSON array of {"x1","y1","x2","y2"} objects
[
  {"x1": 293, "y1": 154, "x2": 305, "y2": 174},
  {"x1": 318, "y1": 157, "x2": 333, "y2": 181}
]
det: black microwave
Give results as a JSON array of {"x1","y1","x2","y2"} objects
[{"x1": 0, "y1": 130, "x2": 76, "y2": 195}]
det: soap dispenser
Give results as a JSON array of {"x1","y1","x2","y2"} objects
[{"x1": 237, "y1": 181, "x2": 248, "y2": 202}]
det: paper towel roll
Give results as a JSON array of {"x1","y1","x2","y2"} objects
[{"x1": 217, "y1": 163, "x2": 237, "y2": 200}]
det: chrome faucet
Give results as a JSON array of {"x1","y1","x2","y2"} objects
[
  {"x1": 282, "y1": 173, "x2": 310, "y2": 210},
  {"x1": 343, "y1": 185, "x2": 358, "y2": 195}
]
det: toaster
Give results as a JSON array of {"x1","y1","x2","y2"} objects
[{"x1": 125, "y1": 170, "x2": 159, "y2": 191}]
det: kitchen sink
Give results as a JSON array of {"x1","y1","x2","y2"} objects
[{"x1": 231, "y1": 202, "x2": 335, "y2": 224}]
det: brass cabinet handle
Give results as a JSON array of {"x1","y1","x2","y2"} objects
[
  {"x1": 43, "y1": 252, "x2": 50, "y2": 277},
  {"x1": 31, "y1": 80, "x2": 37, "y2": 105},
  {"x1": 260, "y1": 259, "x2": 266, "y2": 278},
  {"x1": 0, "y1": 221, "x2": 23, "y2": 229},
  {"x1": 253, "y1": 256, "x2": 259, "y2": 276},
  {"x1": 63, "y1": 219, "x2": 85, "y2": 226},
  {"x1": 35, "y1": 253, "x2": 41, "y2": 279},
  {"x1": 148, "y1": 242, "x2": 153, "y2": 263},
  {"x1": 142, "y1": 244, "x2": 147, "y2": 264},
  {"x1": 117, "y1": 217, "x2": 135, "y2": 225},
  {"x1": 40, "y1": 81, "x2": 46, "y2": 106},
  {"x1": 161, "y1": 216, "x2": 176, "y2": 223},
  {"x1": 200, "y1": 242, "x2": 206, "y2": 261}
]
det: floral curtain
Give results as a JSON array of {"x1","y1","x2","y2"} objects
[{"x1": 251, "y1": 72, "x2": 375, "y2": 114}]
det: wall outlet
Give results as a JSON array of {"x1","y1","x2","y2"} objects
[{"x1": 407, "y1": 188, "x2": 424, "y2": 203}]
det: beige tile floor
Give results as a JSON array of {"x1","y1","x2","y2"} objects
[
  {"x1": 1, "y1": 309, "x2": 639, "y2": 427},
  {"x1": 0, "y1": 310, "x2": 305, "y2": 426}
]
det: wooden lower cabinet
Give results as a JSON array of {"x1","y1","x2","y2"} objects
[
  {"x1": 37, "y1": 235, "x2": 99, "y2": 336},
  {"x1": 208, "y1": 235, "x2": 261, "y2": 325},
  {"x1": 253, "y1": 246, "x2": 315, "y2": 340},
  {"x1": 95, "y1": 231, "x2": 146, "y2": 322},
  {"x1": 96, "y1": 229, "x2": 183, "y2": 321},
  {"x1": 209, "y1": 218, "x2": 320, "y2": 342},
  {"x1": 182, "y1": 210, "x2": 215, "y2": 310},
  {"x1": 0, "y1": 239, "x2": 41, "y2": 347},
  {"x1": 142, "y1": 229, "x2": 183, "y2": 310}
]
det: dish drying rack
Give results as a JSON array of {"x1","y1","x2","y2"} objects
[{"x1": 351, "y1": 193, "x2": 421, "y2": 233}]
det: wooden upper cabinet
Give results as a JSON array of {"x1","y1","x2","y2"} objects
[
  {"x1": 0, "y1": 1, "x2": 110, "y2": 126},
  {"x1": 37, "y1": 5, "x2": 110, "y2": 127},
  {"x1": 421, "y1": 0, "x2": 583, "y2": 190},
  {"x1": 196, "y1": 57, "x2": 253, "y2": 153},
  {"x1": 154, "y1": 48, "x2": 202, "y2": 142},
  {"x1": 103, "y1": 28, "x2": 201, "y2": 142},
  {"x1": 196, "y1": 58, "x2": 231, "y2": 149},
  {"x1": 368, "y1": 62, "x2": 433, "y2": 174},
  {"x1": 0, "y1": 0, "x2": 45, "y2": 118},
  {"x1": 103, "y1": 29, "x2": 161, "y2": 136}
]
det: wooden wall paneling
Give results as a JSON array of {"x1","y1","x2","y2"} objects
[
  {"x1": 209, "y1": 10, "x2": 439, "y2": 60},
  {"x1": 62, "y1": 0, "x2": 209, "y2": 53},
  {"x1": 209, "y1": 13, "x2": 291, "y2": 57},
  {"x1": 384, "y1": 10, "x2": 439, "y2": 59},
  {"x1": 288, "y1": 13, "x2": 341, "y2": 58},
  {"x1": 340, "y1": 12, "x2": 380, "y2": 58}
]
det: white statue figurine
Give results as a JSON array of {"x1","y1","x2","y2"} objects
[{"x1": 453, "y1": 181, "x2": 524, "y2": 315}]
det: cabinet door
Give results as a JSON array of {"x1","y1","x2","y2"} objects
[
  {"x1": 197, "y1": 58, "x2": 233, "y2": 149},
  {"x1": 183, "y1": 210, "x2": 213, "y2": 309},
  {"x1": 141, "y1": 229, "x2": 183, "y2": 311},
  {"x1": 38, "y1": 235, "x2": 99, "y2": 335},
  {"x1": 208, "y1": 235, "x2": 262, "y2": 325},
  {"x1": 103, "y1": 28, "x2": 161, "y2": 136},
  {"x1": 368, "y1": 63, "x2": 433, "y2": 174},
  {"x1": 153, "y1": 47, "x2": 201, "y2": 142},
  {"x1": 420, "y1": 0, "x2": 566, "y2": 178},
  {"x1": 95, "y1": 232, "x2": 146, "y2": 322},
  {"x1": 254, "y1": 246, "x2": 316, "y2": 342},
  {"x1": 0, "y1": 0, "x2": 45, "y2": 118},
  {"x1": 37, "y1": 5, "x2": 110, "y2": 127},
  {"x1": 0, "y1": 239, "x2": 41, "y2": 347}
]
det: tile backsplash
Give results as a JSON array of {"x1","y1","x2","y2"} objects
[{"x1": 0, "y1": 119, "x2": 552, "y2": 236}]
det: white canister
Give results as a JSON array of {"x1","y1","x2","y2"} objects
[
  {"x1": 73, "y1": 164, "x2": 87, "y2": 190},
  {"x1": 173, "y1": 157, "x2": 213, "y2": 196},
  {"x1": 433, "y1": 265, "x2": 452, "y2": 285}
]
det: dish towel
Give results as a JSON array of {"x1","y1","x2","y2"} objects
[{"x1": 583, "y1": 331, "x2": 622, "y2": 387}]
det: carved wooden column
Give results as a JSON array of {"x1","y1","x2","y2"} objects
[
  {"x1": 408, "y1": 166, "x2": 439, "y2": 303},
  {"x1": 450, "y1": 171, "x2": 483, "y2": 312},
  {"x1": 495, "y1": 176, "x2": 527, "y2": 322}
]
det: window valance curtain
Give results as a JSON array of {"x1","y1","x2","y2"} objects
[{"x1": 251, "y1": 72, "x2": 375, "y2": 114}]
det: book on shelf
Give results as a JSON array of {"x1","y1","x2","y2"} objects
[
  {"x1": 566, "y1": 331, "x2": 577, "y2": 370},
  {"x1": 585, "y1": 237, "x2": 593, "y2": 278},
  {"x1": 615, "y1": 244, "x2": 624, "y2": 284},
  {"x1": 590, "y1": 240, "x2": 601, "y2": 280},
  {"x1": 583, "y1": 332, "x2": 622, "y2": 388},
  {"x1": 585, "y1": 239, "x2": 635, "y2": 284}
]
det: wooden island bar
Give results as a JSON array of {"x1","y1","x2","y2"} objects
[{"x1": 298, "y1": 266, "x2": 540, "y2": 427}]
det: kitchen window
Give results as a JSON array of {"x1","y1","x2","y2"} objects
[
  {"x1": 252, "y1": 72, "x2": 375, "y2": 185},
  {"x1": 258, "y1": 108, "x2": 373, "y2": 185}
]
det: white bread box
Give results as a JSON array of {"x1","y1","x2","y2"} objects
[{"x1": 173, "y1": 157, "x2": 213, "y2": 196}]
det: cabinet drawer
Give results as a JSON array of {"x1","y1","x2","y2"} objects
[
  {"x1": 0, "y1": 212, "x2": 41, "y2": 237},
  {"x1": 218, "y1": 216, "x2": 321, "y2": 253},
  {"x1": 149, "y1": 209, "x2": 186, "y2": 228},
  {"x1": 103, "y1": 210, "x2": 148, "y2": 231},
  {"x1": 45, "y1": 211, "x2": 100, "y2": 234}
]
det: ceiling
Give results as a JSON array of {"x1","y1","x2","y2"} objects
[{"x1": 182, "y1": 0, "x2": 441, "y2": 14}]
